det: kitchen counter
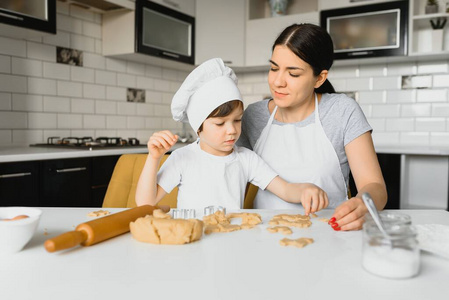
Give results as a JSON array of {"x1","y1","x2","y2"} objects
[
  {"x1": 0, "y1": 146, "x2": 148, "y2": 162},
  {"x1": 0, "y1": 142, "x2": 193, "y2": 163},
  {"x1": 1, "y1": 208, "x2": 448, "y2": 300},
  {"x1": 375, "y1": 145, "x2": 449, "y2": 156},
  {"x1": 1, "y1": 143, "x2": 449, "y2": 163}
]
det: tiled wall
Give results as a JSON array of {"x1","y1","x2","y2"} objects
[
  {"x1": 237, "y1": 60, "x2": 449, "y2": 148},
  {"x1": 0, "y1": 2, "x2": 187, "y2": 146},
  {"x1": 1, "y1": 2, "x2": 448, "y2": 148}
]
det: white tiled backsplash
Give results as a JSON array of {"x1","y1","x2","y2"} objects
[
  {"x1": 0, "y1": 3, "x2": 449, "y2": 148},
  {"x1": 0, "y1": 2, "x2": 188, "y2": 146},
  {"x1": 238, "y1": 61, "x2": 449, "y2": 148}
]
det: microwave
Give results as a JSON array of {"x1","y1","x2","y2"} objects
[
  {"x1": 320, "y1": 0, "x2": 409, "y2": 60},
  {"x1": 135, "y1": 0, "x2": 195, "y2": 65}
]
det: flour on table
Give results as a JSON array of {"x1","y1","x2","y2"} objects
[{"x1": 416, "y1": 224, "x2": 449, "y2": 260}]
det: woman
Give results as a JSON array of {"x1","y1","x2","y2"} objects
[{"x1": 238, "y1": 24, "x2": 387, "y2": 231}]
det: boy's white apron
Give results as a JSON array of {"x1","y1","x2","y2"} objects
[{"x1": 253, "y1": 94, "x2": 348, "y2": 209}]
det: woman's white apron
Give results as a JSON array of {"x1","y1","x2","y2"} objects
[{"x1": 253, "y1": 94, "x2": 348, "y2": 209}]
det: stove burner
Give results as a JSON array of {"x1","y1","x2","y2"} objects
[{"x1": 33, "y1": 136, "x2": 144, "y2": 150}]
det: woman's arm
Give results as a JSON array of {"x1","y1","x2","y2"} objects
[
  {"x1": 135, "y1": 131, "x2": 178, "y2": 206},
  {"x1": 266, "y1": 177, "x2": 329, "y2": 215},
  {"x1": 331, "y1": 131, "x2": 387, "y2": 231}
]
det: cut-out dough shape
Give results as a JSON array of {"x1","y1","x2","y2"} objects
[
  {"x1": 203, "y1": 211, "x2": 262, "y2": 234},
  {"x1": 269, "y1": 214, "x2": 312, "y2": 228},
  {"x1": 280, "y1": 237, "x2": 314, "y2": 248},
  {"x1": 267, "y1": 226, "x2": 293, "y2": 235}
]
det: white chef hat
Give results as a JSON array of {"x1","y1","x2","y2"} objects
[{"x1": 171, "y1": 58, "x2": 242, "y2": 134}]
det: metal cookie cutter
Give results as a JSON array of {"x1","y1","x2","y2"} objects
[
  {"x1": 203, "y1": 206, "x2": 226, "y2": 216},
  {"x1": 171, "y1": 209, "x2": 196, "y2": 219}
]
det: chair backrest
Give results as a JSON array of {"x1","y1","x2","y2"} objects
[
  {"x1": 102, "y1": 154, "x2": 178, "y2": 208},
  {"x1": 243, "y1": 183, "x2": 258, "y2": 209}
]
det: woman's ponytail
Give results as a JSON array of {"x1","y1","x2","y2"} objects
[{"x1": 315, "y1": 79, "x2": 335, "y2": 94}]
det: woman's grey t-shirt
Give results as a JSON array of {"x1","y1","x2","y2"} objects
[{"x1": 237, "y1": 93, "x2": 372, "y2": 187}]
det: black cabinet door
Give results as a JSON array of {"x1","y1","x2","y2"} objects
[
  {"x1": 91, "y1": 155, "x2": 120, "y2": 207},
  {"x1": 0, "y1": 161, "x2": 39, "y2": 206},
  {"x1": 349, "y1": 153, "x2": 401, "y2": 209},
  {"x1": 40, "y1": 158, "x2": 92, "y2": 207}
]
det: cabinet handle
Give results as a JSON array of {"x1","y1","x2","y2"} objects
[
  {"x1": 0, "y1": 11, "x2": 24, "y2": 21},
  {"x1": 56, "y1": 167, "x2": 87, "y2": 173},
  {"x1": 223, "y1": 61, "x2": 233, "y2": 64},
  {"x1": 0, "y1": 172, "x2": 32, "y2": 179},
  {"x1": 162, "y1": 51, "x2": 180, "y2": 58}
]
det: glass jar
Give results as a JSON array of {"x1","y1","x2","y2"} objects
[
  {"x1": 364, "y1": 211, "x2": 412, "y2": 226},
  {"x1": 362, "y1": 222, "x2": 420, "y2": 279}
]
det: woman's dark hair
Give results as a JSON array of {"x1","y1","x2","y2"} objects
[
  {"x1": 197, "y1": 100, "x2": 243, "y2": 133},
  {"x1": 273, "y1": 23, "x2": 336, "y2": 94}
]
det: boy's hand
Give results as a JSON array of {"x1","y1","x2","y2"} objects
[
  {"x1": 148, "y1": 130, "x2": 178, "y2": 159},
  {"x1": 297, "y1": 183, "x2": 329, "y2": 215}
]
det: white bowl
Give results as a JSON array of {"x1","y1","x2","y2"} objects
[{"x1": 0, "y1": 207, "x2": 42, "y2": 254}]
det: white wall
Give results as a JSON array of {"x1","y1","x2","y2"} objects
[
  {"x1": 0, "y1": 2, "x2": 187, "y2": 146},
  {"x1": 236, "y1": 59, "x2": 449, "y2": 148}
]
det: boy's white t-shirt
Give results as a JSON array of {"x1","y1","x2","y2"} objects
[{"x1": 157, "y1": 141, "x2": 278, "y2": 210}]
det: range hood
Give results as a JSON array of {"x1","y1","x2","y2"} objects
[{"x1": 66, "y1": 0, "x2": 135, "y2": 13}]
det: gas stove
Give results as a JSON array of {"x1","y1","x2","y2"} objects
[{"x1": 30, "y1": 136, "x2": 146, "y2": 150}]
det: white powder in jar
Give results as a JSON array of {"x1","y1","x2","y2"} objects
[{"x1": 362, "y1": 245, "x2": 420, "y2": 279}]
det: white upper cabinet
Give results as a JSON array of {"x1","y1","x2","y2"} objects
[
  {"x1": 318, "y1": 0, "x2": 399, "y2": 11},
  {"x1": 245, "y1": 0, "x2": 319, "y2": 68},
  {"x1": 195, "y1": 0, "x2": 245, "y2": 66},
  {"x1": 150, "y1": 0, "x2": 195, "y2": 16},
  {"x1": 409, "y1": 0, "x2": 449, "y2": 56}
]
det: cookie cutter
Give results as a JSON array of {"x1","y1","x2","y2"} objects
[
  {"x1": 203, "y1": 206, "x2": 226, "y2": 216},
  {"x1": 171, "y1": 209, "x2": 196, "y2": 219}
]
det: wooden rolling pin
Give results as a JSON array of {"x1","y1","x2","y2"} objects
[{"x1": 44, "y1": 205, "x2": 169, "y2": 253}]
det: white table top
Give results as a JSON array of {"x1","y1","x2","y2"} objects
[{"x1": 1, "y1": 208, "x2": 449, "y2": 300}]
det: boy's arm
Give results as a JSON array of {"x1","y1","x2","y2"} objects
[
  {"x1": 135, "y1": 155, "x2": 167, "y2": 206},
  {"x1": 266, "y1": 177, "x2": 329, "y2": 215},
  {"x1": 135, "y1": 131, "x2": 178, "y2": 206}
]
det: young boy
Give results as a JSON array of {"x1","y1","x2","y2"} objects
[{"x1": 135, "y1": 58, "x2": 328, "y2": 214}]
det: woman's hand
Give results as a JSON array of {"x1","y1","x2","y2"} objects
[
  {"x1": 148, "y1": 130, "x2": 178, "y2": 160},
  {"x1": 329, "y1": 196, "x2": 367, "y2": 231}
]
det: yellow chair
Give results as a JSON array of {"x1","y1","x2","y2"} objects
[
  {"x1": 243, "y1": 183, "x2": 258, "y2": 209},
  {"x1": 102, "y1": 154, "x2": 178, "y2": 208}
]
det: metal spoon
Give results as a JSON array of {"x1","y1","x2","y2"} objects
[{"x1": 362, "y1": 192, "x2": 392, "y2": 241}]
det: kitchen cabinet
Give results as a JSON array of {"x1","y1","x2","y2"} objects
[
  {"x1": 318, "y1": 0, "x2": 398, "y2": 11},
  {"x1": 151, "y1": 0, "x2": 195, "y2": 16},
  {"x1": 400, "y1": 155, "x2": 449, "y2": 210},
  {"x1": 40, "y1": 158, "x2": 92, "y2": 207},
  {"x1": 410, "y1": 0, "x2": 449, "y2": 55},
  {"x1": 195, "y1": 0, "x2": 245, "y2": 66},
  {"x1": 349, "y1": 153, "x2": 401, "y2": 209},
  {"x1": 0, "y1": 0, "x2": 56, "y2": 39},
  {"x1": 91, "y1": 155, "x2": 121, "y2": 207},
  {"x1": 0, "y1": 161, "x2": 39, "y2": 207},
  {"x1": 0, "y1": 155, "x2": 122, "y2": 207},
  {"x1": 245, "y1": 0, "x2": 319, "y2": 67},
  {"x1": 102, "y1": 1, "x2": 195, "y2": 71}
]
